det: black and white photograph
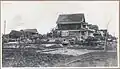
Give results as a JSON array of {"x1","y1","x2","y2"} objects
[{"x1": 1, "y1": 1, "x2": 119, "y2": 67}]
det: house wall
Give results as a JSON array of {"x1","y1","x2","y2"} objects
[
  {"x1": 61, "y1": 31, "x2": 69, "y2": 36},
  {"x1": 57, "y1": 23, "x2": 88, "y2": 30},
  {"x1": 59, "y1": 30, "x2": 89, "y2": 40},
  {"x1": 57, "y1": 22, "x2": 90, "y2": 40}
]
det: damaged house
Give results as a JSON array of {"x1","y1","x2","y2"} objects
[
  {"x1": 56, "y1": 13, "x2": 95, "y2": 40},
  {"x1": 20, "y1": 29, "x2": 39, "y2": 40}
]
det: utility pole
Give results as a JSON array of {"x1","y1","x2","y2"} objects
[
  {"x1": 4, "y1": 20, "x2": 6, "y2": 35},
  {"x1": 104, "y1": 17, "x2": 111, "y2": 52}
]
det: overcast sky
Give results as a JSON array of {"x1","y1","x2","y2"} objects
[{"x1": 1, "y1": 1, "x2": 119, "y2": 37}]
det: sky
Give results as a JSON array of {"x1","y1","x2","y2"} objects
[{"x1": 1, "y1": 1, "x2": 119, "y2": 37}]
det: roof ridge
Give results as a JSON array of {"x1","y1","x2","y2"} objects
[{"x1": 59, "y1": 13, "x2": 84, "y2": 16}]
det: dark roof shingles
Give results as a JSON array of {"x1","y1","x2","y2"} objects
[
  {"x1": 56, "y1": 13, "x2": 85, "y2": 24},
  {"x1": 22, "y1": 29, "x2": 38, "y2": 33}
]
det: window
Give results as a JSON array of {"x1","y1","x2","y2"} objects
[
  {"x1": 81, "y1": 31, "x2": 85, "y2": 35},
  {"x1": 83, "y1": 25, "x2": 86, "y2": 28}
]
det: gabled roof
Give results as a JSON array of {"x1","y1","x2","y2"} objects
[
  {"x1": 56, "y1": 13, "x2": 85, "y2": 24},
  {"x1": 21, "y1": 29, "x2": 38, "y2": 33},
  {"x1": 9, "y1": 30, "x2": 22, "y2": 37}
]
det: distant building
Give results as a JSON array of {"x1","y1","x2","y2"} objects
[
  {"x1": 56, "y1": 13, "x2": 94, "y2": 40},
  {"x1": 9, "y1": 30, "x2": 22, "y2": 38},
  {"x1": 20, "y1": 29, "x2": 39, "y2": 38},
  {"x1": 8, "y1": 29, "x2": 39, "y2": 40}
]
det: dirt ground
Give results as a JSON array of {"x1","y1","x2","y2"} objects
[
  {"x1": 55, "y1": 52, "x2": 117, "y2": 67},
  {"x1": 2, "y1": 43, "x2": 117, "y2": 67},
  {"x1": 2, "y1": 47, "x2": 117, "y2": 67}
]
